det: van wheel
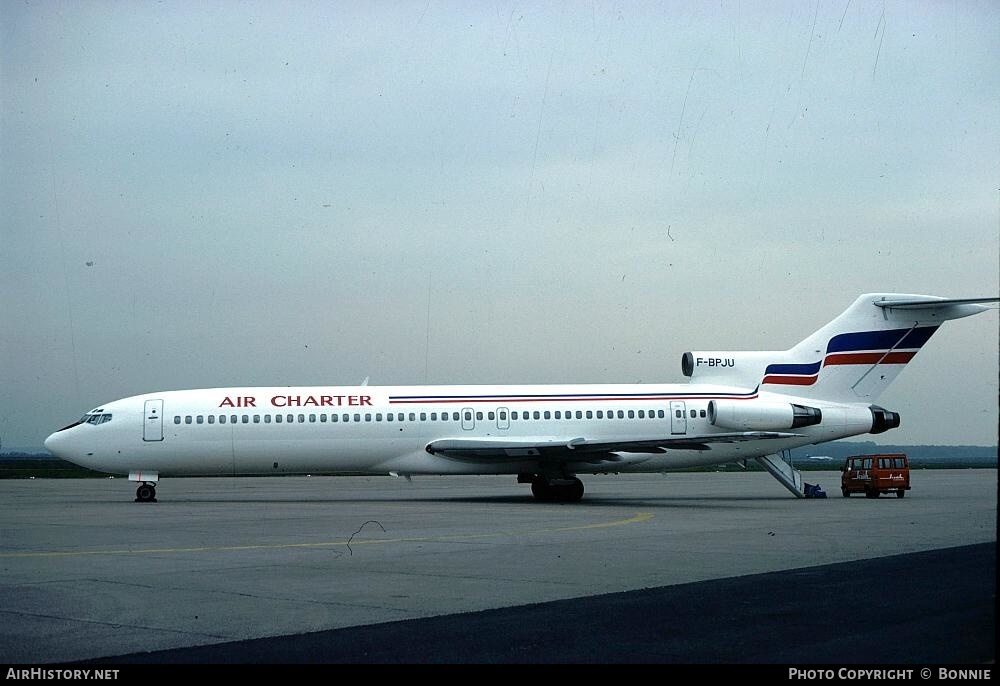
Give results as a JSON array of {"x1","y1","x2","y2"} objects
[
  {"x1": 841, "y1": 488, "x2": 850, "y2": 498},
  {"x1": 896, "y1": 490, "x2": 905, "y2": 498}
]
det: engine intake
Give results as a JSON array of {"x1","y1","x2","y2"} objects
[{"x1": 708, "y1": 400, "x2": 822, "y2": 431}]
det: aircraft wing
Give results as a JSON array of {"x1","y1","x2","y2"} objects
[{"x1": 425, "y1": 432, "x2": 800, "y2": 462}]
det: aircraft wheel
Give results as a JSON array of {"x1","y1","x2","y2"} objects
[
  {"x1": 530, "y1": 477, "x2": 552, "y2": 502},
  {"x1": 567, "y1": 477, "x2": 585, "y2": 502},
  {"x1": 135, "y1": 483, "x2": 157, "y2": 503}
]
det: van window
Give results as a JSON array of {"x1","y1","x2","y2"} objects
[{"x1": 894, "y1": 457, "x2": 905, "y2": 468}]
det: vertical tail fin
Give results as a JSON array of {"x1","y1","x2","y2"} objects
[
  {"x1": 771, "y1": 294, "x2": 996, "y2": 402},
  {"x1": 683, "y1": 294, "x2": 997, "y2": 403}
]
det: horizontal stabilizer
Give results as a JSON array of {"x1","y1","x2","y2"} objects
[{"x1": 873, "y1": 296, "x2": 998, "y2": 309}]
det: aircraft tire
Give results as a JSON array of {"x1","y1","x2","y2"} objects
[
  {"x1": 135, "y1": 484, "x2": 156, "y2": 503},
  {"x1": 531, "y1": 478, "x2": 553, "y2": 502},
  {"x1": 567, "y1": 477, "x2": 585, "y2": 502}
]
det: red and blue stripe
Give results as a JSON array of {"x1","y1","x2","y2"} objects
[{"x1": 762, "y1": 326, "x2": 938, "y2": 387}]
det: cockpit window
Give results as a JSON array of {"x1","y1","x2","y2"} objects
[{"x1": 83, "y1": 413, "x2": 112, "y2": 425}]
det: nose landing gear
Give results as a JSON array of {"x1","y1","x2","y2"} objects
[{"x1": 135, "y1": 483, "x2": 157, "y2": 503}]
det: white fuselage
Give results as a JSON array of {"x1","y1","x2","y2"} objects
[{"x1": 45, "y1": 384, "x2": 874, "y2": 478}]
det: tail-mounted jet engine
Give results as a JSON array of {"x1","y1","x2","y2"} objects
[
  {"x1": 869, "y1": 406, "x2": 901, "y2": 434},
  {"x1": 707, "y1": 400, "x2": 822, "y2": 431}
]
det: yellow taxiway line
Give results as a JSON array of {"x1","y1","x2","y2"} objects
[{"x1": 0, "y1": 511, "x2": 654, "y2": 559}]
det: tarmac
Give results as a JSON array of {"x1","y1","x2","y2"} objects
[{"x1": 0, "y1": 469, "x2": 995, "y2": 663}]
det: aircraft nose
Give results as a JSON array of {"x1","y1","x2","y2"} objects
[{"x1": 44, "y1": 431, "x2": 63, "y2": 457}]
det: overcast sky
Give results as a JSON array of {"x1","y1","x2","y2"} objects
[{"x1": 2, "y1": 1, "x2": 997, "y2": 449}]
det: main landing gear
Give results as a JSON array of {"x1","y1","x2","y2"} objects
[
  {"x1": 135, "y1": 482, "x2": 157, "y2": 503},
  {"x1": 523, "y1": 474, "x2": 585, "y2": 502}
]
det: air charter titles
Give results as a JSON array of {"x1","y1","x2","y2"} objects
[
  {"x1": 219, "y1": 395, "x2": 373, "y2": 408},
  {"x1": 789, "y1": 668, "x2": 991, "y2": 680}
]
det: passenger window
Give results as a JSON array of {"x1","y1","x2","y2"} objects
[
  {"x1": 253, "y1": 415, "x2": 260, "y2": 423},
  {"x1": 208, "y1": 415, "x2": 215, "y2": 424},
  {"x1": 375, "y1": 413, "x2": 382, "y2": 421},
  {"x1": 699, "y1": 410, "x2": 706, "y2": 418},
  {"x1": 409, "y1": 413, "x2": 416, "y2": 421},
  {"x1": 242, "y1": 415, "x2": 249, "y2": 424},
  {"x1": 354, "y1": 414, "x2": 361, "y2": 422},
  {"x1": 450, "y1": 412, "x2": 458, "y2": 421},
  {"x1": 286, "y1": 414, "x2": 293, "y2": 423},
  {"x1": 365, "y1": 414, "x2": 372, "y2": 422},
  {"x1": 596, "y1": 411, "x2": 603, "y2": 419},
  {"x1": 230, "y1": 415, "x2": 237, "y2": 424},
  {"x1": 185, "y1": 416, "x2": 192, "y2": 424},
  {"x1": 628, "y1": 410, "x2": 635, "y2": 419},
  {"x1": 499, "y1": 411, "x2": 507, "y2": 420},
  {"x1": 675, "y1": 410, "x2": 682, "y2": 418},
  {"x1": 511, "y1": 411, "x2": 518, "y2": 420},
  {"x1": 690, "y1": 410, "x2": 696, "y2": 418},
  {"x1": 575, "y1": 411, "x2": 583, "y2": 419},
  {"x1": 174, "y1": 416, "x2": 181, "y2": 424},
  {"x1": 476, "y1": 412, "x2": 483, "y2": 420},
  {"x1": 331, "y1": 414, "x2": 338, "y2": 422},
  {"x1": 533, "y1": 411, "x2": 540, "y2": 419},
  {"x1": 638, "y1": 410, "x2": 645, "y2": 419},
  {"x1": 263, "y1": 415, "x2": 270, "y2": 424},
  {"x1": 220, "y1": 415, "x2": 227, "y2": 424},
  {"x1": 320, "y1": 414, "x2": 327, "y2": 422},
  {"x1": 488, "y1": 411, "x2": 496, "y2": 420},
  {"x1": 554, "y1": 411, "x2": 561, "y2": 419},
  {"x1": 464, "y1": 411, "x2": 472, "y2": 421},
  {"x1": 309, "y1": 414, "x2": 317, "y2": 423},
  {"x1": 586, "y1": 411, "x2": 592, "y2": 419},
  {"x1": 275, "y1": 414, "x2": 283, "y2": 423},
  {"x1": 196, "y1": 415, "x2": 204, "y2": 424},
  {"x1": 617, "y1": 410, "x2": 624, "y2": 419},
  {"x1": 298, "y1": 414, "x2": 305, "y2": 423},
  {"x1": 544, "y1": 411, "x2": 551, "y2": 419},
  {"x1": 420, "y1": 413, "x2": 427, "y2": 421},
  {"x1": 430, "y1": 412, "x2": 437, "y2": 421}
]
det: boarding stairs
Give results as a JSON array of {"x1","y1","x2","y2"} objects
[{"x1": 755, "y1": 451, "x2": 805, "y2": 498}]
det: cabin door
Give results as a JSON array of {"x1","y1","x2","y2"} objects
[
  {"x1": 670, "y1": 401, "x2": 687, "y2": 435},
  {"x1": 143, "y1": 399, "x2": 164, "y2": 442}
]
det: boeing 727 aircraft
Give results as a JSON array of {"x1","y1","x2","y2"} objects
[{"x1": 45, "y1": 293, "x2": 997, "y2": 502}]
